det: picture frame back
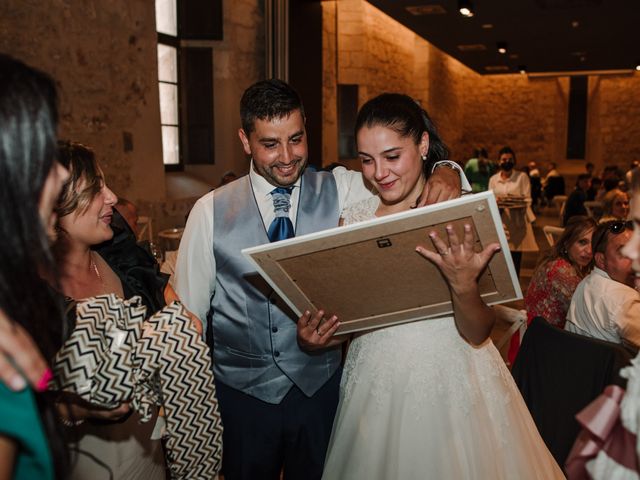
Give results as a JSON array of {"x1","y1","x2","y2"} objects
[{"x1": 242, "y1": 191, "x2": 522, "y2": 334}]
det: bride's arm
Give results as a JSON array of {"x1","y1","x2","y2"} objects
[{"x1": 416, "y1": 224, "x2": 500, "y2": 345}]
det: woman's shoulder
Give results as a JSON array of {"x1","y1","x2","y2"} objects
[
  {"x1": 546, "y1": 257, "x2": 576, "y2": 275},
  {"x1": 342, "y1": 196, "x2": 379, "y2": 225}
]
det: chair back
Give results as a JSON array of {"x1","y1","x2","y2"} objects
[
  {"x1": 553, "y1": 195, "x2": 568, "y2": 219},
  {"x1": 511, "y1": 317, "x2": 632, "y2": 466},
  {"x1": 543, "y1": 225, "x2": 564, "y2": 247},
  {"x1": 583, "y1": 200, "x2": 603, "y2": 220},
  {"x1": 137, "y1": 215, "x2": 153, "y2": 243},
  {"x1": 545, "y1": 176, "x2": 566, "y2": 199},
  {"x1": 494, "y1": 305, "x2": 527, "y2": 351}
]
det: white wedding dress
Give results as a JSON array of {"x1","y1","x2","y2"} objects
[{"x1": 321, "y1": 197, "x2": 565, "y2": 480}]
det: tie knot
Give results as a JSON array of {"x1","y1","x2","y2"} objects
[{"x1": 271, "y1": 187, "x2": 293, "y2": 217}]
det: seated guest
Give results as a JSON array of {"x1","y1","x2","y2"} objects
[
  {"x1": 586, "y1": 176, "x2": 601, "y2": 201},
  {"x1": 599, "y1": 188, "x2": 630, "y2": 223},
  {"x1": 563, "y1": 174, "x2": 591, "y2": 226},
  {"x1": 509, "y1": 217, "x2": 596, "y2": 362},
  {"x1": 565, "y1": 220, "x2": 640, "y2": 348},
  {"x1": 526, "y1": 216, "x2": 596, "y2": 328},
  {"x1": 596, "y1": 176, "x2": 621, "y2": 202}
]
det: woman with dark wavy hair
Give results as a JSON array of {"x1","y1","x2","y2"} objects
[
  {"x1": 0, "y1": 54, "x2": 69, "y2": 480},
  {"x1": 525, "y1": 215, "x2": 597, "y2": 329},
  {"x1": 298, "y1": 93, "x2": 563, "y2": 479},
  {"x1": 52, "y1": 142, "x2": 167, "y2": 480},
  {"x1": 506, "y1": 216, "x2": 599, "y2": 362}
]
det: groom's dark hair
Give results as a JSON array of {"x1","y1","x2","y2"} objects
[{"x1": 240, "y1": 79, "x2": 305, "y2": 135}]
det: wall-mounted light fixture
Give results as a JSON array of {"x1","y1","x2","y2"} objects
[
  {"x1": 518, "y1": 65, "x2": 527, "y2": 74},
  {"x1": 459, "y1": 0, "x2": 474, "y2": 18},
  {"x1": 497, "y1": 42, "x2": 508, "y2": 54}
]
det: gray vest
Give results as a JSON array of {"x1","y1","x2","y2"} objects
[{"x1": 211, "y1": 170, "x2": 341, "y2": 404}]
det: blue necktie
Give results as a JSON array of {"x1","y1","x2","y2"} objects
[{"x1": 267, "y1": 187, "x2": 295, "y2": 242}]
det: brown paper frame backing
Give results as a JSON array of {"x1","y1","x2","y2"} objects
[{"x1": 245, "y1": 193, "x2": 521, "y2": 334}]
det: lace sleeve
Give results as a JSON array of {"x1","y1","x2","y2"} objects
[{"x1": 341, "y1": 196, "x2": 380, "y2": 226}]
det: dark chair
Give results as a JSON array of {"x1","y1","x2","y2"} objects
[
  {"x1": 544, "y1": 175, "x2": 566, "y2": 202},
  {"x1": 511, "y1": 317, "x2": 632, "y2": 467},
  {"x1": 530, "y1": 176, "x2": 542, "y2": 209}
]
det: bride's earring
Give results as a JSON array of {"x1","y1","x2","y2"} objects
[{"x1": 421, "y1": 154, "x2": 427, "y2": 162}]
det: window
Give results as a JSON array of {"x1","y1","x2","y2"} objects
[
  {"x1": 155, "y1": 0, "x2": 221, "y2": 168},
  {"x1": 156, "y1": 0, "x2": 180, "y2": 166},
  {"x1": 566, "y1": 76, "x2": 588, "y2": 160}
]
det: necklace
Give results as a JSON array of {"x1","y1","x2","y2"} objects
[{"x1": 90, "y1": 253, "x2": 105, "y2": 288}]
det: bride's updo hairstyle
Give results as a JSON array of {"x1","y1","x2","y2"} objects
[{"x1": 354, "y1": 93, "x2": 449, "y2": 177}]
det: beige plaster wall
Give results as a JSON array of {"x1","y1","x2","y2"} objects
[{"x1": 0, "y1": 0, "x2": 166, "y2": 202}]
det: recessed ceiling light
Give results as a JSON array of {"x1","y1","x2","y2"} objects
[{"x1": 459, "y1": 0, "x2": 474, "y2": 17}]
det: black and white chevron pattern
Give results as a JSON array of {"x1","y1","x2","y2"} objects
[{"x1": 51, "y1": 294, "x2": 223, "y2": 478}]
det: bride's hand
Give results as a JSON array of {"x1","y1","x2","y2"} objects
[
  {"x1": 297, "y1": 310, "x2": 340, "y2": 351},
  {"x1": 416, "y1": 223, "x2": 500, "y2": 294}
]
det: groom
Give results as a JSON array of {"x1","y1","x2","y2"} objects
[{"x1": 174, "y1": 79, "x2": 469, "y2": 480}]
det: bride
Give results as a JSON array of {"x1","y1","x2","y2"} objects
[{"x1": 297, "y1": 93, "x2": 564, "y2": 479}]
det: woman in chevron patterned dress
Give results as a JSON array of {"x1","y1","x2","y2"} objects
[
  {"x1": 52, "y1": 142, "x2": 167, "y2": 480},
  {"x1": 298, "y1": 93, "x2": 565, "y2": 479}
]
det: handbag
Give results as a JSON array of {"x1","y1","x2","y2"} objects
[{"x1": 51, "y1": 294, "x2": 223, "y2": 479}]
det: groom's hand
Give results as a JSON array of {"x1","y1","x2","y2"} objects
[
  {"x1": 418, "y1": 165, "x2": 461, "y2": 206},
  {"x1": 297, "y1": 310, "x2": 342, "y2": 351}
]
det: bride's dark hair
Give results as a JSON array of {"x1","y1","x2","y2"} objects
[{"x1": 354, "y1": 93, "x2": 449, "y2": 176}]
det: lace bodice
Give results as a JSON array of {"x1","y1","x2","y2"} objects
[{"x1": 338, "y1": 197, "x2": 514, "y2": 430}]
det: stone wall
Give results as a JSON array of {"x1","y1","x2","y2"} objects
[
  {"x1": 459, "y1": 75, "x2": 570, "y2": 168},
  {"x1": 0, "y1": 0, "x2": 166, "y2": 202},
  {"x1": 182, "y1": 0, "x2": 265, "y2": 187},
  {"x1": 322, "y1": 0, "x2": 640, "y2": 174},
  {"x1": 588, "y1": 74, "x2": 640, "y2": 173},
  {"x1": 1, "y1": 0, "x2": 266, "y2": 209},
  {"x1": 323, "y1": 0, "x2": 478, "y2": 166}
]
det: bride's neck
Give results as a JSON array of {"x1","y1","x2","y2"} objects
[{"x1": 377, "y1": 175, "x2": 426, "y2": 217}]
